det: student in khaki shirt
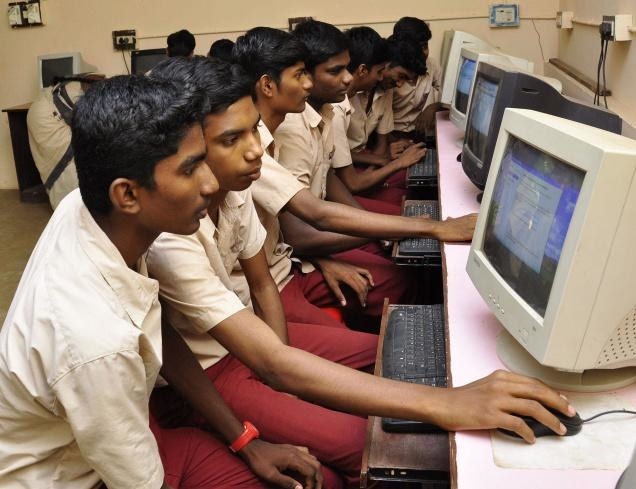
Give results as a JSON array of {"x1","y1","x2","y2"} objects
[
  {"x1": 148, "y1": 57, "x2": 380, "y2": 487},
  {"x1": 335, "y1": 27, "x2": 427, "y2": 207},
  {"x1": 391, "y1": 17, "x2": 443, "y2": 142},
  {"x1": 234, "y1": 27, "x2": 477, "y2": 329},
  {"x1": 143, "y1": 52, "x2": 578, "y2": 489},
  {"x1": 0, "y1": 76, "x2": 319, "y2": 489}
]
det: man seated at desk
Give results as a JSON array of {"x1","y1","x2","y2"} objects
[{"x1": 27, "y1": 74, "x2": 103, "y2": 209}]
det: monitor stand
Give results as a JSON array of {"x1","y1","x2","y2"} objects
[{"x1": 496, "y1": 331, "x2": 636, "y2": 393}]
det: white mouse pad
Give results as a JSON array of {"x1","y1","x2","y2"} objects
[{"x1": 491, "y1": 393, "x2": 636, "y2": 470}]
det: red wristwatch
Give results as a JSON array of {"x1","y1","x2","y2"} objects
[{"x1": 229, "y1": 421, "x2": 259, "y2": 453}]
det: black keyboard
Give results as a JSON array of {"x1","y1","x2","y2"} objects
[
  {"x1": 381, "y1": 304, "x2": 447, "y2": 433},
  {"x1": 407, "y1": 148, "x2": 437, "y2": 178},
  {"x1": 398, "y1": 201, "x2": 441, "y2": 257}
]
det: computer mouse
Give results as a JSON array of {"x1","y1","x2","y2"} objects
[{"x1": 497, "y1": 406, "x2": 583, "y2": 439}]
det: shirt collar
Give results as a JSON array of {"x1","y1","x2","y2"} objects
[
  {"x1": 303, "y1": 101, "x2": 334, "y2": 129},
  {"x1": 74, "y1": 191, "x2": 159, "y2": 327}
]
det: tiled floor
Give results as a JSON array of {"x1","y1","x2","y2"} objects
[{"x1": 0, "y1": 190, "x2": 52, "y2": 325}]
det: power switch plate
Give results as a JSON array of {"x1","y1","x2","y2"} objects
[
  {"x1": 602, "y1": 14, "x2": 633, "y2": 41},
  {"x1": 112, "y1": 29, "x2": 136, "y2": 50}
]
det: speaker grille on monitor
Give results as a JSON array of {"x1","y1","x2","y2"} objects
[{"x1": 597, "y1": 307, "x2": 636, "y2": 367}]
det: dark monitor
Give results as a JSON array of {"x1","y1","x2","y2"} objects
[
  {"x1": 41, "y1": 57, "x2": 73, "y2": 87},
  {"x1": 454, "y1": 57, "x2": 477, "y2": 115},
  {"x1": 131, "y1": 48, "x2": 168, "y2": 75},
  {"x1": 462, "y1": 62, "x2": 622, "y2": 190}
]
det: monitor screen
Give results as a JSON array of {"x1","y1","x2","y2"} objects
[
  {"x1": 454, "y1": 57, "x2": 477, "y2": 114},
  {"x1": 41, "y1": 57, "x2": 74, "y2": 87},
  {"x1": 465, "y1": 75, "x2": 499, "y2": 167},
  {"x1": 482, "y1": 135, "x2": 585, "y2": 317},
  {"x1": 131, "y1": 49, "x2": 168, "y2": 75}
]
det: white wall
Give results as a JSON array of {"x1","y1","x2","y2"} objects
[
  {"x1": 555, "y1": 0, "x2": 636, "y2": 132},
  {"x1": 0, "y1": 0, "x2": 558, "y2": 188}
]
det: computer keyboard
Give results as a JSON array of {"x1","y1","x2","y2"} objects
[
  {"x1": 398, "y1": 201, "x2": 441, "y2": 257},
  {"x1": 407, "y1": 148, "x2": 437, "y2": 179},
  {"x1": 381, "y1": 304, "x2": 447, "y2": 433}
]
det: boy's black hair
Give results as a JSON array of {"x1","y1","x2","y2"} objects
[
  {"x1": 393, "y1": 17, "x2": 432, "y2": 45},
  {"x1": 344, "y1": 26, "x2": 389, "y2": 73},
  {"x1": 208, "y1": 38, "x2": 235, "y2": 62},
  {"x1": 150, "y1": 56, "x2": 255, "y2": 117},
  {"x1": 167, "y1": 29, "x2": 196, "y2": 57},
  {"x1": 291, "y1": 20, "x2": 349, "y2": 72},
  {"x1": 387, "y1": 33, "x2": 427, "y2": 76},
  {"x1": 72, "y1": 75, "x2": 205, "y2": 216},
  {"x1": 233, "y1": 26, "x2": 308, "y2": 84}
]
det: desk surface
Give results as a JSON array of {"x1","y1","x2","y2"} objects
[{"x1": 436, "y1": 111, "x2": 636, "y2": 488}]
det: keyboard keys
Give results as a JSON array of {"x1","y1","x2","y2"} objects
[{"x1": 381, "y1": 304, "x2": 447, "y2": 433}]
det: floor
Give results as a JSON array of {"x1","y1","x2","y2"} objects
[{"x1": 0, "y1": 190, "x2": 52, "y2": 325}]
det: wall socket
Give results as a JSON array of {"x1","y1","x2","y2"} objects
[
  {"x1": 556, "y1": 11, "x2": 573, "y2": 29},
  {"x1": 112, "y1": 29, "x2": 136, "y2": 50},
  {"x1": 601, "y1": 15, "x2": 632, "y2": 41}
]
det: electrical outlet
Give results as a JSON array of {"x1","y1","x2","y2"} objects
[
  {"x1": 556, "y1": 11, "x2": 573, "y2": 29},
  {"x1": 112, "y1": 29, "x2": 136, "y2": 50},
  {"x1": 601, "y1": 15, "x2": 633, "y2": 41}
]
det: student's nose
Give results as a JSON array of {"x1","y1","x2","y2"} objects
[
  {"x1": 246, "y1": 133, "x2": 264, "y2": 162},
  {"x1": 342, "y1": 69, "x2": 353, "y2": 87},
  {"x1": 200, "y1": 162, "x2": 219, "y2": 197},
  {"x1": 303, "y1": 74, "x2": 313, "y2": 91}
]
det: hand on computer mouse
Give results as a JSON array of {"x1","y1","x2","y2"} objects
[
  {"x1": 498, "y1": 406, "x2": 583, "y2": 439},
  {"x1": 434, "y1": 370, "x2": 574, "y2": 443}
]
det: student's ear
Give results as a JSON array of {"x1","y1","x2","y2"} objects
[
  {"x1": 109, "y1": 178, "x2": 141, "y2": 215},
  {"x1": 357, "y1": 64, "x2": 369, "y2": 78},
  {"x1": 256, "y1": 74, "x2": 276, "y2": 99}
]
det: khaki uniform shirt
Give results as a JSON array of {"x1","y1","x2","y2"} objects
[
  {"x1": 392, "y1": 57, "x2": 442, "y2": 132},
  {"x1": 229, "y1": 123, "x2": 308, "y2": 302},
  {"x1": 147, "y1": 190, "x2": 266, "y2": 369},
  {"x1": 27, "y1": 82, "x2": 82, "y2": 209},
  {"x1": 274, "y1": 102, "x2": 335, "y2": 199},
  {"x1": 331, "y1": 95, "x2": 354, "y2": 168},
  {"x1": 0, "y1": 189, "x2": 164, "y2": 489},
  {"x1": 347, "y1": 88, "x2": 394, "y2": 152}
]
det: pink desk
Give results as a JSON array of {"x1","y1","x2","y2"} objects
[{"x1": 436, "y1": 110, "x2": 636, "y2": 489}]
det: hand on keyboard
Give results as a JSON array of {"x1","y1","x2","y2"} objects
[
  {"x1": 393, "y1": 143, "x2": 427, "y2": 170},
  {"x1": 389, "y1": 138, "x2": 414, "y2": 159},
  {"x1": 430, "y1": 213, "x2": 478, "y2": 242}
]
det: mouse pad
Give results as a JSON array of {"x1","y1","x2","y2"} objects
[{"x1": 491, "y1": 393, "x2": 636, "y2": 470}]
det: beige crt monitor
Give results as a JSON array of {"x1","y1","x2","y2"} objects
[
  {"x1": 439, "y1": 30, "x2": 492, "y2": 106},
  {"x1": 449, "y1": 46, "x2": 534, "y2": 132},
  {"x1": 467, "y1": 108, "x2": 636, "y2": 392}
]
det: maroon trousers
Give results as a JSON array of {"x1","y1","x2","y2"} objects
[
  {"x1": 151, "y1": 322, "x2": 378, "y2": 488},
  {"x1": 150, "y1": 415, "x2": 267, "y2": 488}
]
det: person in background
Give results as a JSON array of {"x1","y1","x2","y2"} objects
[
  {"x1": 391, "y1": 17, "x2": 442, "y2": 143},
  {"x1": 208, "y1": 38, "x2": 235, "y2": 61},
  {"x1": 167, "y1": 28, "x2": 196, "y2": 57},
  {"x1": 27, "y1": 74, "x2": 103, "y2": 209}
]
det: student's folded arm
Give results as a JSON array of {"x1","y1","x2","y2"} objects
[
  {"x1": 278, "y1": 210, "x2": 367, "y2": 255},
  {"x1": 239, "y1": 248, "x2": 288, "y2": 344}
]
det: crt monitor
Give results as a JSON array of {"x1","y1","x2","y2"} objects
[
  {"x1": 37, "y1": 52, "x2": 96, "y2": 89},
  {"x1": 449, "y1": 46, "x2": 534, "y2": 132},
  {"x1": 131, "y1": 48, "x2": 168, "y2": 75},
  {"x1": 439, "y1": 30, "x2": 492, "y2": 106},
  {"x1": 462, "y1": 61, "x2": 622, "y2": 191},
  {"x1": 467, "y1": 108, "x2": 636, "y2": 392}
]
